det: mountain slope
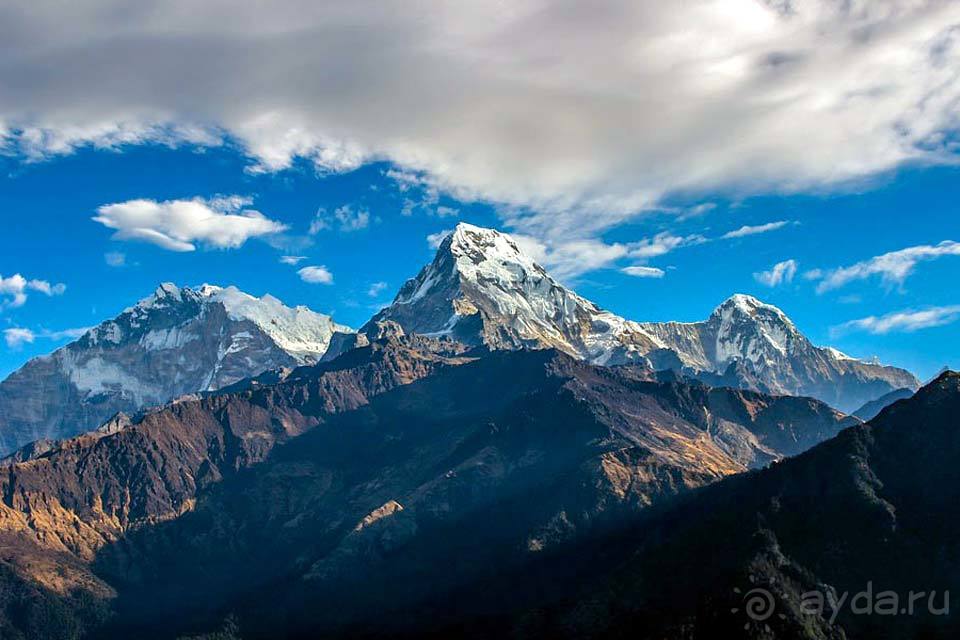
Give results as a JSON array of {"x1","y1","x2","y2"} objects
[
  {"x1": 0, "y1": 284, "x2": 351, "y2": 455},
  {"x1": 0, "y1": 336, "x2": 851, "y2": 638},
  {"x1": 368, "y1": 223, "x2": 918, "y2": 411},
  {"x1": 851, "y1": 386, "x2": 915, "y2": 421},
  {"x1": 83, "y1": 346, "x2": 849, "y2": 637},
  {"x1": 452, "y1": 370, "x2": 960, "y2": 640},
  {"x1": 364, "y1": 223, "x2": 662, "y2": 360},
  {"x1": 0, "y1": 334, "x2": 469, "y2": 640},
  {"x1": 640, "y1": 294, "x2": 920, "y2": 412}
]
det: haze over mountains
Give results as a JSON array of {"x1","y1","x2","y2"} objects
[{"x1": 0, "y1": 224, "x2": 918, "y2": 457}]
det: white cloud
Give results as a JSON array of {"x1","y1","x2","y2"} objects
[
  {"x1": 280, "y1": 255, "x2": 307, "y2": 265},
  {"x1": 754, "y1": 259, "x2": 798, "y2": 287},
  {"x1": 367, "y1": 281, "x2": 389, "y2": 297},
  {"x1": 628, "y1": 233, "x2": 706, "y2": 260},
  {"x1": 0, "y1": 273, "x2": 66, "y2": 308},
  {"x1": 815, "y1": 240, "x2": 960, "y2": 292},
  {"x1": 93, "y1": 196, "x2": 287, "y2": 252},
  {"x1": 832, "y1": 305, "x2": 960, "y2": 335},
  {"x1": 104, "y1": 251, "x2": 126, "y2": 267},
  {"x1": 44, "y1": 327, "x2": 91, "y2": 341},
  {"x1": 2, "y1": 1, "x2": 958, "y2": 245},
  {"x1": 676, "y1": 202, "x2": 717, "y2": 220},
  {"x1": 436, "y1": 206, "x2": 459, "y2": 218},
  {"x1": 721, "y1": 220, "x2": 791, "y2": 239},
  {"x1": 426, "y1": 229, "x2": 453, "y2": 250},
  {"x1": 3, "y1": 326, "x2": 90, "y2": 348},
  {"x1": 510, "y1": 234, "x2": 632, "y2": 281},
  {"x1": 298, "y1": 265, "x2": 334, "y2": 284},
  {"x1": 621, "y1": 266, "x2": 666, "y2": 279},
  {"x1": 3, "y1": 328, "x2": 35, "y2": 348},
  {"x1": 25, "y1": 279, "x2": 66, "y2": 296},
  {"x1": 309, "y1": 205, "x2": 371, "y2": 234}
]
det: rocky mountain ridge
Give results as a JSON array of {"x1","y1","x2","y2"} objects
[
  {"x1": 0, "y1": 334, "x2": 855, "y2": 638},
  {"x1": 0, "y1": 283, "x2": 351, "y2": 454},
  {"x1": 368, "y1": 223, "x2": 919, "y2": 411}
]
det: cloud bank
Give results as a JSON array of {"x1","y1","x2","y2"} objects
[{"x1": 2, "y1": 0, "x2": 958, "y2": 243}]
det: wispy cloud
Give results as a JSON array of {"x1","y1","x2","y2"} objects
[
  {"x1": 104, "y1": 251, "x2": 126, "y2": 267},
  {"x1": 814, "y1": 241, "x2": 960, "y2": 293},
  {"x1": 309, "y1": 205, "x2": 371, "y2": 234},
  {"x1": 754, "y1": 259, "x2": 798, "y2": 287},
  {"x1": 279, "y1": 255, "x2": 307, "y2": 265},
  {"x1": 722, "y1": 221, "x2": 791, "y2": 240},
  {"x1": 3, "y1": 328, "x2": 35, "y2": 348},
  {"x1": 628, "y1": 232, "x2": 706, "y2": 260},
  {"x1": 0, "y1": 273, "x2": 66, "y2": 308},
  {"x1": 426, "y1": 229, "x2": 453, "y2": 250},
  {"x1": 3, "y1": 326, "x2": 89, "y2": 349},
  {"x1": 832, "y1": 305, "x2": 960, "y2": 336},
  {"x1": 94, "y1": 196, "x2": 287, "y2": 252},
  {"x1": 298, "y1": 265, "x2": 334, "y2": 284},
  {"x1": 367, "y1": 281, "x2": 389, "y2": 297}
]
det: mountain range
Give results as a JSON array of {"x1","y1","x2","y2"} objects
[
  {"x1": 0, "y1": 224, "x2": 919, "y2": 458},
  {"x1": 369, "y1": 223, "x2": 918, "y2": 411},
  {"x1": 0, "y1": 328, "x2": 953, "y2": 639},
  {"x1": 0, "y1": 222, "x2": 947, "y2": 640},
  {"x1": 0, "y1": 330, "x2": 854, "y2": 637}
]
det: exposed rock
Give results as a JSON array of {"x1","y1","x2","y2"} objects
[
  {"x1": 80, "y1": 348, "x2": 852, "y2": 637},
  {"x1": 368, "y1": 223, "x2": 918, "y2": 412},
  {"x1": 0, "y1": 284, "x2": 352, "y2": 454}
]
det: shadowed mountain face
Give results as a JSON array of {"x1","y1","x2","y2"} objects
[
  {"x1": 0, "y1": 284, "x2": 352, "y2": 455},
  {"x1": 0, "y1": 335, "x2": 853, "y2": 639},
  {"x1": 408, "y1": 371, "x2": 960, "y2": 640},
  {"x1": 367, "y1": 223, "x2": 918, "y2": 412}
]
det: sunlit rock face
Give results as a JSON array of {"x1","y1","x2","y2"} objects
[
  {"x1": 0, "y1": 283, "x2": 351, "y2": 454},
  {"x1": 369, "y1": 223, "x2": 918, "y2": 412}
]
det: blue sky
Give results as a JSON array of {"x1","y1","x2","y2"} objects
[
  {"x1": 1, "y1": 143, "x2": 958, "y2": 381},
  {"x1": 2, "y1": 1, "x2": 960, "y2": 381}
]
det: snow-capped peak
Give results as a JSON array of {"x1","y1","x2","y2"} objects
[
  {"x1": 197, "y1": 284, "x2": 352, "y2": 360},
  {"x1": 712, "y1": 294, "x2": 794, "y2": 325},
  {"x1": 708, "y1": 294, "x2": 803, "y2": 366},
  {"x1": 447, "y1": 222, "x2": 529, "y2": 260},
  {"x1": 367, "y1": 224, "x2": 918, "y2": 411},
  {"x1": 108, "y1": 283, "x2": 352, "y2": 361},
  {"x1": 0, "y1": 283, "x2": 357, "y2": 453},
  {"x1": 368, "y1": 223, "x2": 658, "y2": 359},
  {"x1": 441, "y1": 222, "x2": 549, "y2": 287}
]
